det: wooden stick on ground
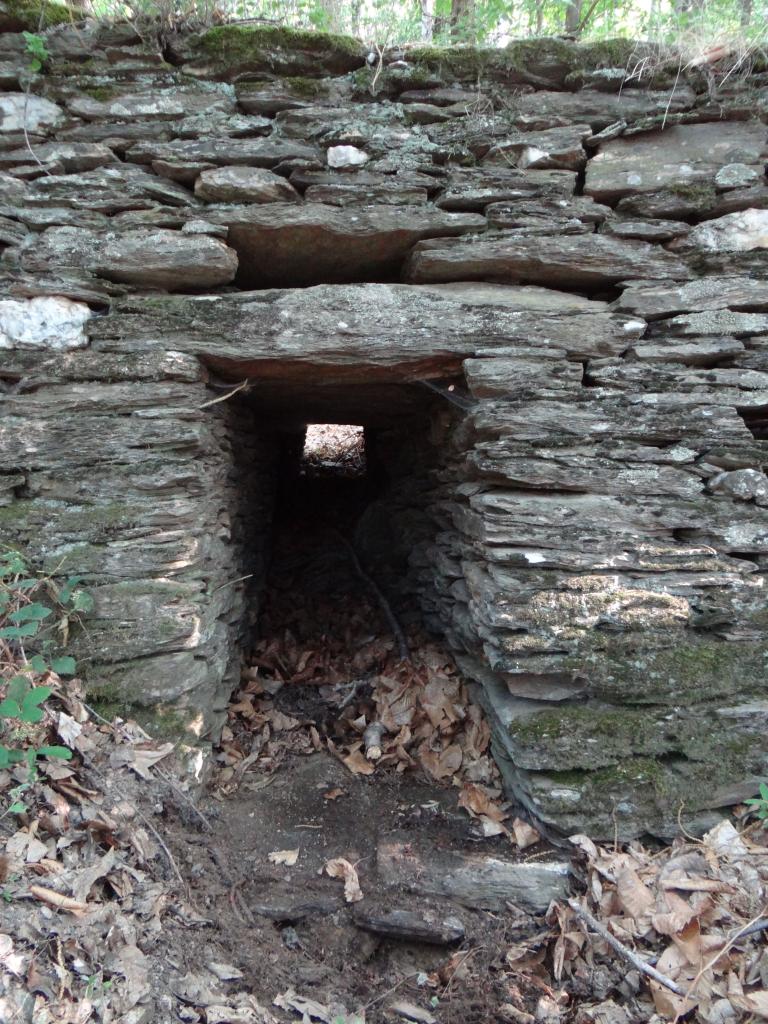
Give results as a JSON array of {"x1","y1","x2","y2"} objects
[
  {"x1": 331, "y1": 530, "x2": 410, "y2": 662},
  {"x1": 568, "y1": 899, "x2": 685, "y2": 996}
]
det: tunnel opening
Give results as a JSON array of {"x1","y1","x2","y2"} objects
[{"x1": 215, "y1": 368, "x2": 479, "y2": 761}]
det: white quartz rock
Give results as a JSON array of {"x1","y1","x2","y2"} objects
[
  {"x1": 327, "y1": 145, "x2": 369, "y2": 169},
  {"x1": 0, "y1": 93, "x2": 63, "y2": 133},
  {"x1": 686, "y1": 208, "x2": 768, "y2": 252},
  {"x1": 0, "y1": 296, "x2": 91, "y2": 350}
]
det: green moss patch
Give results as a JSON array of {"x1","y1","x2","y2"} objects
[
  {"x1": 191, "y1": 24, "x2": 365, "y2": 78},
  {"x1": 570, "y1": 637, "x2": 768, "y2": 705},
  {"x1": 0, "y1": 0, "x2": 76, "y2": 30}
]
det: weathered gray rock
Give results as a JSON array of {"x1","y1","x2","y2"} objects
[
  {"x1": 16, "y1": 165, "x2": 199, "y2": 213},
  {"x1": 219, "y1": 203, "x2": 485, "y2": 287},
  {"x1": 0, "y1": 142, "x2": 115, "y2": 173},
  {"x1": 482, "y1": 124, "x2": 591, "y2": 171},
  {"x1": 662, "y1": 309, "x2": 768, "y2": 336},
  {"x1": 715, "y1": 163, "x2": 762, "y2": 190},
  {"x1": 127, "y1": 137, "x2": 319, "y2": 170},
  {"x1": 510, "y1": 86, "x2": 695, "y2": 131},
  {"x1": 404, "y1": 232, "x2": 692, "y2": 289},
  {"x1": 67, "y1": 86, "x2": 236, "y2": 122},
  {"x1": 485, "y1": 196, "x2": 612, "y2": 232},
  {"x1": 234, "y1": 80, "x2": 319, "y2": 115},
  {"x1": 172, "y1": 24, "x2": 367, "y2": 79},
  {"x1": 708, "y1": 469, "x2": 768, "y2": 503},
  {"x1": 12, "y1": 226, "x2": 239, "y2": 290},
  {"x1": 601, "y1": 218, "x2": 689, "y2": 241},
  {"x1": 90, "y1": 283, "x2": 645, "y2": 369},
  {"x1": 616, "y1": 276, "x2": 768, "y2": 319},
  {"x1": 194, "y1": 165, "x2": 300, "y2": 203},
  {"x1": 304, "y1": 180, "x2": 429, "y2": 206},
  {"x1": 435, "y1": 167, "x2": 574, "y2": 211},
  {"x1": 585, "y1": 122, "x2": 768, "y2": 204}
]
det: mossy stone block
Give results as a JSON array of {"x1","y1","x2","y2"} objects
[{"x1": 187, "y1": 25, "x2": 366, "y2": 79}]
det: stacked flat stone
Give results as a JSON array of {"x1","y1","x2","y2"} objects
[{"x1": 1, "y1": 15, "x2": 767, "y2": 837}]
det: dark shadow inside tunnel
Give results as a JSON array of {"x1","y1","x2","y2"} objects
[{"x1": 213, "y1": 370, "x2": 466, "y2": 712}]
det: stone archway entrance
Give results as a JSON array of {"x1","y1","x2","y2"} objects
[{"x1": 4, "y1": 278, "x2": 764, "y2": 840}]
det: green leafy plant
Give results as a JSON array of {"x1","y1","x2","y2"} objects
[
  {"x1": 0, "y1": 549, "x2": 92, "y2": 804},
  {"x1": 745, "y1": 782, "x2": 768, "y2": 825},
  {"x1": 22, "y1": 31, "x2": 49, "y2": 74}
]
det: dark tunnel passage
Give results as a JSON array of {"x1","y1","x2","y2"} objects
[{"x1": 221, "y1": 372, "x2": 465, "y2": 726}]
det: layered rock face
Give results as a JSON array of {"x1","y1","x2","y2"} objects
[{"x1": 1, "y1": 18, "x2": 767, "y2": 837}]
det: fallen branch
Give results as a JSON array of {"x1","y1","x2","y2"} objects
[
  {"x1": 331, "y1": 530, "x2": 409, "y2": 662},
  {"x1": 681, "y1": 905, "x2": 768, "y2": 1009},
  {"x1": 567, "y1": 898, "x2": 685, "y2": 996},
  {"x1": 363, "y1": 721, "x2": 386, "y2": 761}
]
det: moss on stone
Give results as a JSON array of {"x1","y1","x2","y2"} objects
[
  {"x1": 668, "y1": 181, "x2": 717, "y2": 204},
  {"x1": 505, "y1": 36, "x2": 576, "y2": 72},
  {"x1": 282, "y1": 75, "x2": 330, "y2": 98},
  {"x1": 575, "y1": 37, "x2": 638, "y2": 69},
  {"x1": 194, "y1": 24, "x2": 365, "y2": 76},
  {"x1": 86, "y1": 689, "x2": 197, "y2": 741},
  {"x1": 1, "y1": 0, "x2": 75, "y2": 29},
  {"x1": 568, "y1": 637, "x2": 768, "y2": 705},
  {"x1": 405, "y1": 44, "x2": 498, "y2": 83},
  {"x1": 76, "y1": 83, "x2": 121, "y2": 101}
]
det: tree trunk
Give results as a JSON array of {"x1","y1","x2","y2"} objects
[
  {"x1": 535, "y1": 0, "x2": 544, "y2": 34},
  {"x1": 564, "y1": 0, "x2": 583, "y2": 34},
  {"x1": 739, "y1": 0, "x2": 753, "y2": 26},
  {"x1": 316, "y1": 0, "x2": 343, "y2": 33},
  {"x1": 450, "y1": 0, "x2": 476, "y2": 42},
  {"x1": 349, "y1": 0, "x2": 362, "y2": 36},
  {"x1": 421, "y1": 0, "x2": 435, "y2": 41}
]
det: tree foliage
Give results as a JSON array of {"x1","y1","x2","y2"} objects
[{"x1": 207, "y1": 0, "x2": 768, "y2": 45}]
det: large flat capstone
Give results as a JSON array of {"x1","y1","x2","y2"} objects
[{"x1": 218, "y1": 204, "x2": 486, "y2": 287}]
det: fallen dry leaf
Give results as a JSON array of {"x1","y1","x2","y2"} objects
[
  {"x1": 418, "y1": 741, "x2": 462, "y2": 781},
  {"x1": 512, "y1": 818, "x2": 541, "y2": 849},
  {"x1": 325, "y1": 857, "x2": 363, "y2": 903},
  {"x1": 458, "y1": 782, "x2": 508, "y2": 823},
  {"x1": 342, "y1": 747, "x2": 375, "y2": 776},
  {"x1": 323, "y1": 787, "x2": 346, "y2": 801}
]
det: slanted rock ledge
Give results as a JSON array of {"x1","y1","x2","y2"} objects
[{"x1": 1, "y1": 17, "x2": 767, "y2": 839}]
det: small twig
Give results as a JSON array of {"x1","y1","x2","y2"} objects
[
  {"x1": 441, "y1": 946, "x2": 485, "y2": 996},
  {"x1": 85, "y1": 753, "x2": 185, "y2": 887},
  {"x1": 363, "y1": 971, "x2": 421, "y2": 1011},
  {"x1": 21, "y1": 1, "x2": 53, "y2": 177},
  {"x1": 138, "y1": 807, "x2": 185, "y2": 884},
  {"x1": 369, "y1": 41, "x2": 385, "y2": 95},
  {"x1": 212, "y1": 573, "x2": 254, "y2": 594},
  {"x1": 568, "y1": 898, "x2": 685, "y2": 996},
  {"x1": 199, "y1": 379, "x2": 250, "y2": 408},
  {"x1": 82, "y1": 701, "x2": 214, "y2": 833},
  {"x1": 331, "y1": 529, "x2": 409, "y2": 662},
  {"x1": 679, "y1": 905, "x2": 768, "y2": 1013}
]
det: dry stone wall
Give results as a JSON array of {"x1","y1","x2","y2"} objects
[{"x1": 1, "y1": 14, "x2": 767, "y2": 837}]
